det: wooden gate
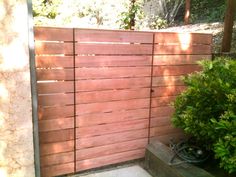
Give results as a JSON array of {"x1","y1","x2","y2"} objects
[{"x1": 34, "y1": 27, "x2": 212, "y2": 177}]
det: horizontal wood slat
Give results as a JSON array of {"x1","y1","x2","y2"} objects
[
  {"x1": 150, "y1": 125, "x2": 183, "y2": 137},
  {"x1": 41, "y1": 162, "x2": 74, "y2": 177},
  {"x1": 35, "y1": 42, "x2": 73, "y2": 55},
  {"x1": 75, "y1": 67, "x2": 151, "y2": 80},
  {"x1": 34, "y1": 27, "x2": 73, "y2": 41},
  {"x1": 76, "y1": 119, "x2": 149, "y2": 138},
  {"x1": 76, "y1": 88, "x2": 150, "y2": 104},
  {"x1": 154, "y1": 44, "x2": 211, "y2": 55},
  {"x1": 76, "y1": 77, "x2": 151, "y2": 91},
  {"x1": 75, "y1": 29, "x2": 153, "y2": 43},
  {"x1": 76, "y1": 129, "x2": 148, "y2": 149},
  {"x1": 40, "y1": 140, "x2": 74, "y2": 156},
  {"x1": 151, "y1": 106, "x2": 174, "y2": 118},
  {"x1": 153, "y1": 55, "x2": 211, "y2": 66},
  {"x1": 152, "y1": 65, "x2": 201, "y2": 77},
  {"x1": 39, "y1": 118, "x2": 74, "y2": 132},
  {"x1": 36, "y1": 56, "x2": 73, "y2": 68},
  {"x1": 75, "y1": 44, "x2": 153, "y2": 55},
  {"x1": 39, "y1": 129, "x2": 74, "y2": 144},
  {"x1": 76, "y1": 149, "x2": 145, "y2": 172},
  {"x1": 75, "y1": 56, "x2": 152, "y2": 67},
  {"x1": 76, "y1": 98, "x2": 150, "y2": 115},
  {"x1": 38, "y1": 93, "x2": 74, "y2": 106},
  {"x1": 151, "y1": 86, "x2": 186, "y2": 97},
  {"x1": 76, "y1": 138, "x2": 147, "y2": 161},
  {"x1": 37, "y1": 69, "x2": 74, "y2": 81},
  {"x1": 152, "y1": 76, "x2": 183, "y2": 87},
  {"x1": 151, "y1": 96, "x2": 176, "y2": 107},
  {"x1": 150, "y1": 116, "x2": 171, "y2": 128},
  {"x1": 154, "y1": 32, "x2": 212, "y2": 45},
  {"x1": 40, "y1": 152, "x2": 74, "y2": 167},
  {"x1": 76, "y1": 109, "x2": 149, "y2": 127},
  {"x1": 38, "y1": 105, "x2": 74, "y2": 120},
  {"x1": 37, "y1": 81, "x2": 74, "y2": 94}
]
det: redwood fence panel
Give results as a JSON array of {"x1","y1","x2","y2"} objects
[
  {"x1": 35, "y1": 27, "x2": 75, "y2": 177},
  {"x1": 74, "y1": 29, "x2": 153, "y2": 171},
  {"x1": 150, "y1": 32, "x2": 212, "y2": 144},
  {"x1": 34, "y1": 27, "x2": 212, "y2": 177}
]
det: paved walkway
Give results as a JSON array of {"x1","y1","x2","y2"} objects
[{"x1": 74, "y1": 165, "x2": 152, "y2": 177}]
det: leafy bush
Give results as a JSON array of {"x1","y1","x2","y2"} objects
[
  {"x1": 191, "y1": 0, "x2": 225, "y2": 22},
  {"x1": 172, "y1": 58, "x2": 236, "y2": 173}
]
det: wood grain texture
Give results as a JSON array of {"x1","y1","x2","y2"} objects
[
  {"x1": 76, "y1": 77, "x2": 151, "y2": 91},
  {"x1": 76, "y1": 98, "x2": 150, "y2": 115},
  {"x1": 151, "y1": 106, "x2": 174, "y2": 118},
  {"x1": 34, "y1": 27, "x2": 73, "y2": 41},
  {"x1": 75, "y1": 56, "x2": 152, "y2": 67},
  {"x1": 39, "y1": 129, "x2": 74, "y2": 144},
  {"x1": 35, "y1": 42, "x2": 73, "y2": 55},
  {"x1": 40, "y1": 140, "x2": 74, "y2": 156},
  {"x1": 154, "y1": 44, "x2": 212, "y2": 55},
  {"x1": 37, "y1": 69, "x2": 74, "y2": 81},
  {"x1": 154, "y1": 32, "x2": 212, "y2": 45},
  {"x1": 41, "y1": 162, "x2": 74, "y2": 177},
  {"x1": 75, "y1": 67, "x2": 151, "y2": 80},
  {"x1": 76, "y1": 88, "x2": 150, "y2": 104},
  {"x1": 76, "y1": 119, "x2": 149, "y2": 138},
  {"x1": 36, "y1": 56, "x2": 73, "y2": 68},
  {"x1": 76, "y1": 129, "x2": 148, "y2": 149},
  {"x1": 39, "y1": 118, "x2": 74, "y2": 132},
  {"x1": 76, "y1": 138, "x2": 147, "y2": 161},
  {"x1": 37, "y1": 81, "x2": 74, "y2": 94},
  {"x1": 151, "y1": 96, "x2": 176, "y2": 107},
  {"x1": 153, "y1": 55, "x2": 211, "y2": 66},
  {"x1": 75, "y1": 44, "x2": 153, "y2": 55},
  {"x1": 76, "y1": 109, "x2": 149, "y2": 127},
  {"x1": 40, "y1": 151, "x2": 74, "y2": 167},
  {"x1": 152, "y1": 76, "x2": 183, "y2": 87},
  {"x1": 38, "y1": 105, "x2": 74, "y2": 120},
  {"x1": 76, "y1": 149, "x2": 145, "y2": 171},
  {"x1": 151, "y1": 86, "x2": 186, "y2": 97},
  {"x1": 152, "y1": 65, "x2": 201, "y2": 77},
  {"x1": 38, "y1": 93, "x2": 74, "y2": 106},
  {"x1": 75, "y1": 29, "x2": 153, "y2": 43}
]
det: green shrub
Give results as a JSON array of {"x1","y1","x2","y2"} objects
[{"x1": 172, "y1": 58, "x2": 236, "y2": 173}]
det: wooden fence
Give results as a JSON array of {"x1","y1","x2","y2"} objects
[{"x1": 34, "y1": 27, "x2": 212, "y2": 177}]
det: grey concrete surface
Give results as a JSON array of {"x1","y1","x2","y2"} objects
[{"x1": 74, "y1": 165, "x2": 152, "y2": 177}]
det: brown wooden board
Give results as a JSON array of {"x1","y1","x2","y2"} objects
[
  {"x1": 34, "y1": 27, "x2": 73, "y2": 41},
  {"x1": 75, "y1": 56, "x2": 152, "y2": 67},
  {"x1": 75, "y1": 44, "x2": 153, "y2": 55},
  {"x1": 76, "y1": 77, "x2": 151, "y2": 91},
  {"x1": 75, "y1": 29, "x2": 153, "y2": 43},
  {"x1": 76, "y1": 129, "x2": 149, "y2": 149},
  {"x1": 75, "y1": 67, "x2": 151, "y2": 80},
  {"x1": 76, "y1": 88, "x2": 150, "y2": 104},
  {"x1": 154, "y1": 32, "x2": 212, "y2": 45},
  {"x1": 76, "y1": 108, "x2": 149, "y2": 127},
  {"x1": 76, "y1": 138, "x2": 147, "y2": 161},
  {"x1": 35, "y1": 42, "x2": 73, "y2": 55},
  {"x1": 37, "y1": 81, "x2": 74, "y2": 94},
  {"x1": 36, "y1": 56, "x2": 73, "y2": 68},
  {"x1": 76, "y1": 119, "x2": 149, "y2": 138},
  {"x1": 76, "y1": 149, "x2": 145, "y2": 171}
]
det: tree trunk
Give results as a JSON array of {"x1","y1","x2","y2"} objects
[
  {"x1": 184, "y1": 0, "x2": 191, "y2": 25},
  {"x1": 221, "y1": 0, "x2": 236, "y2": 53}
]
